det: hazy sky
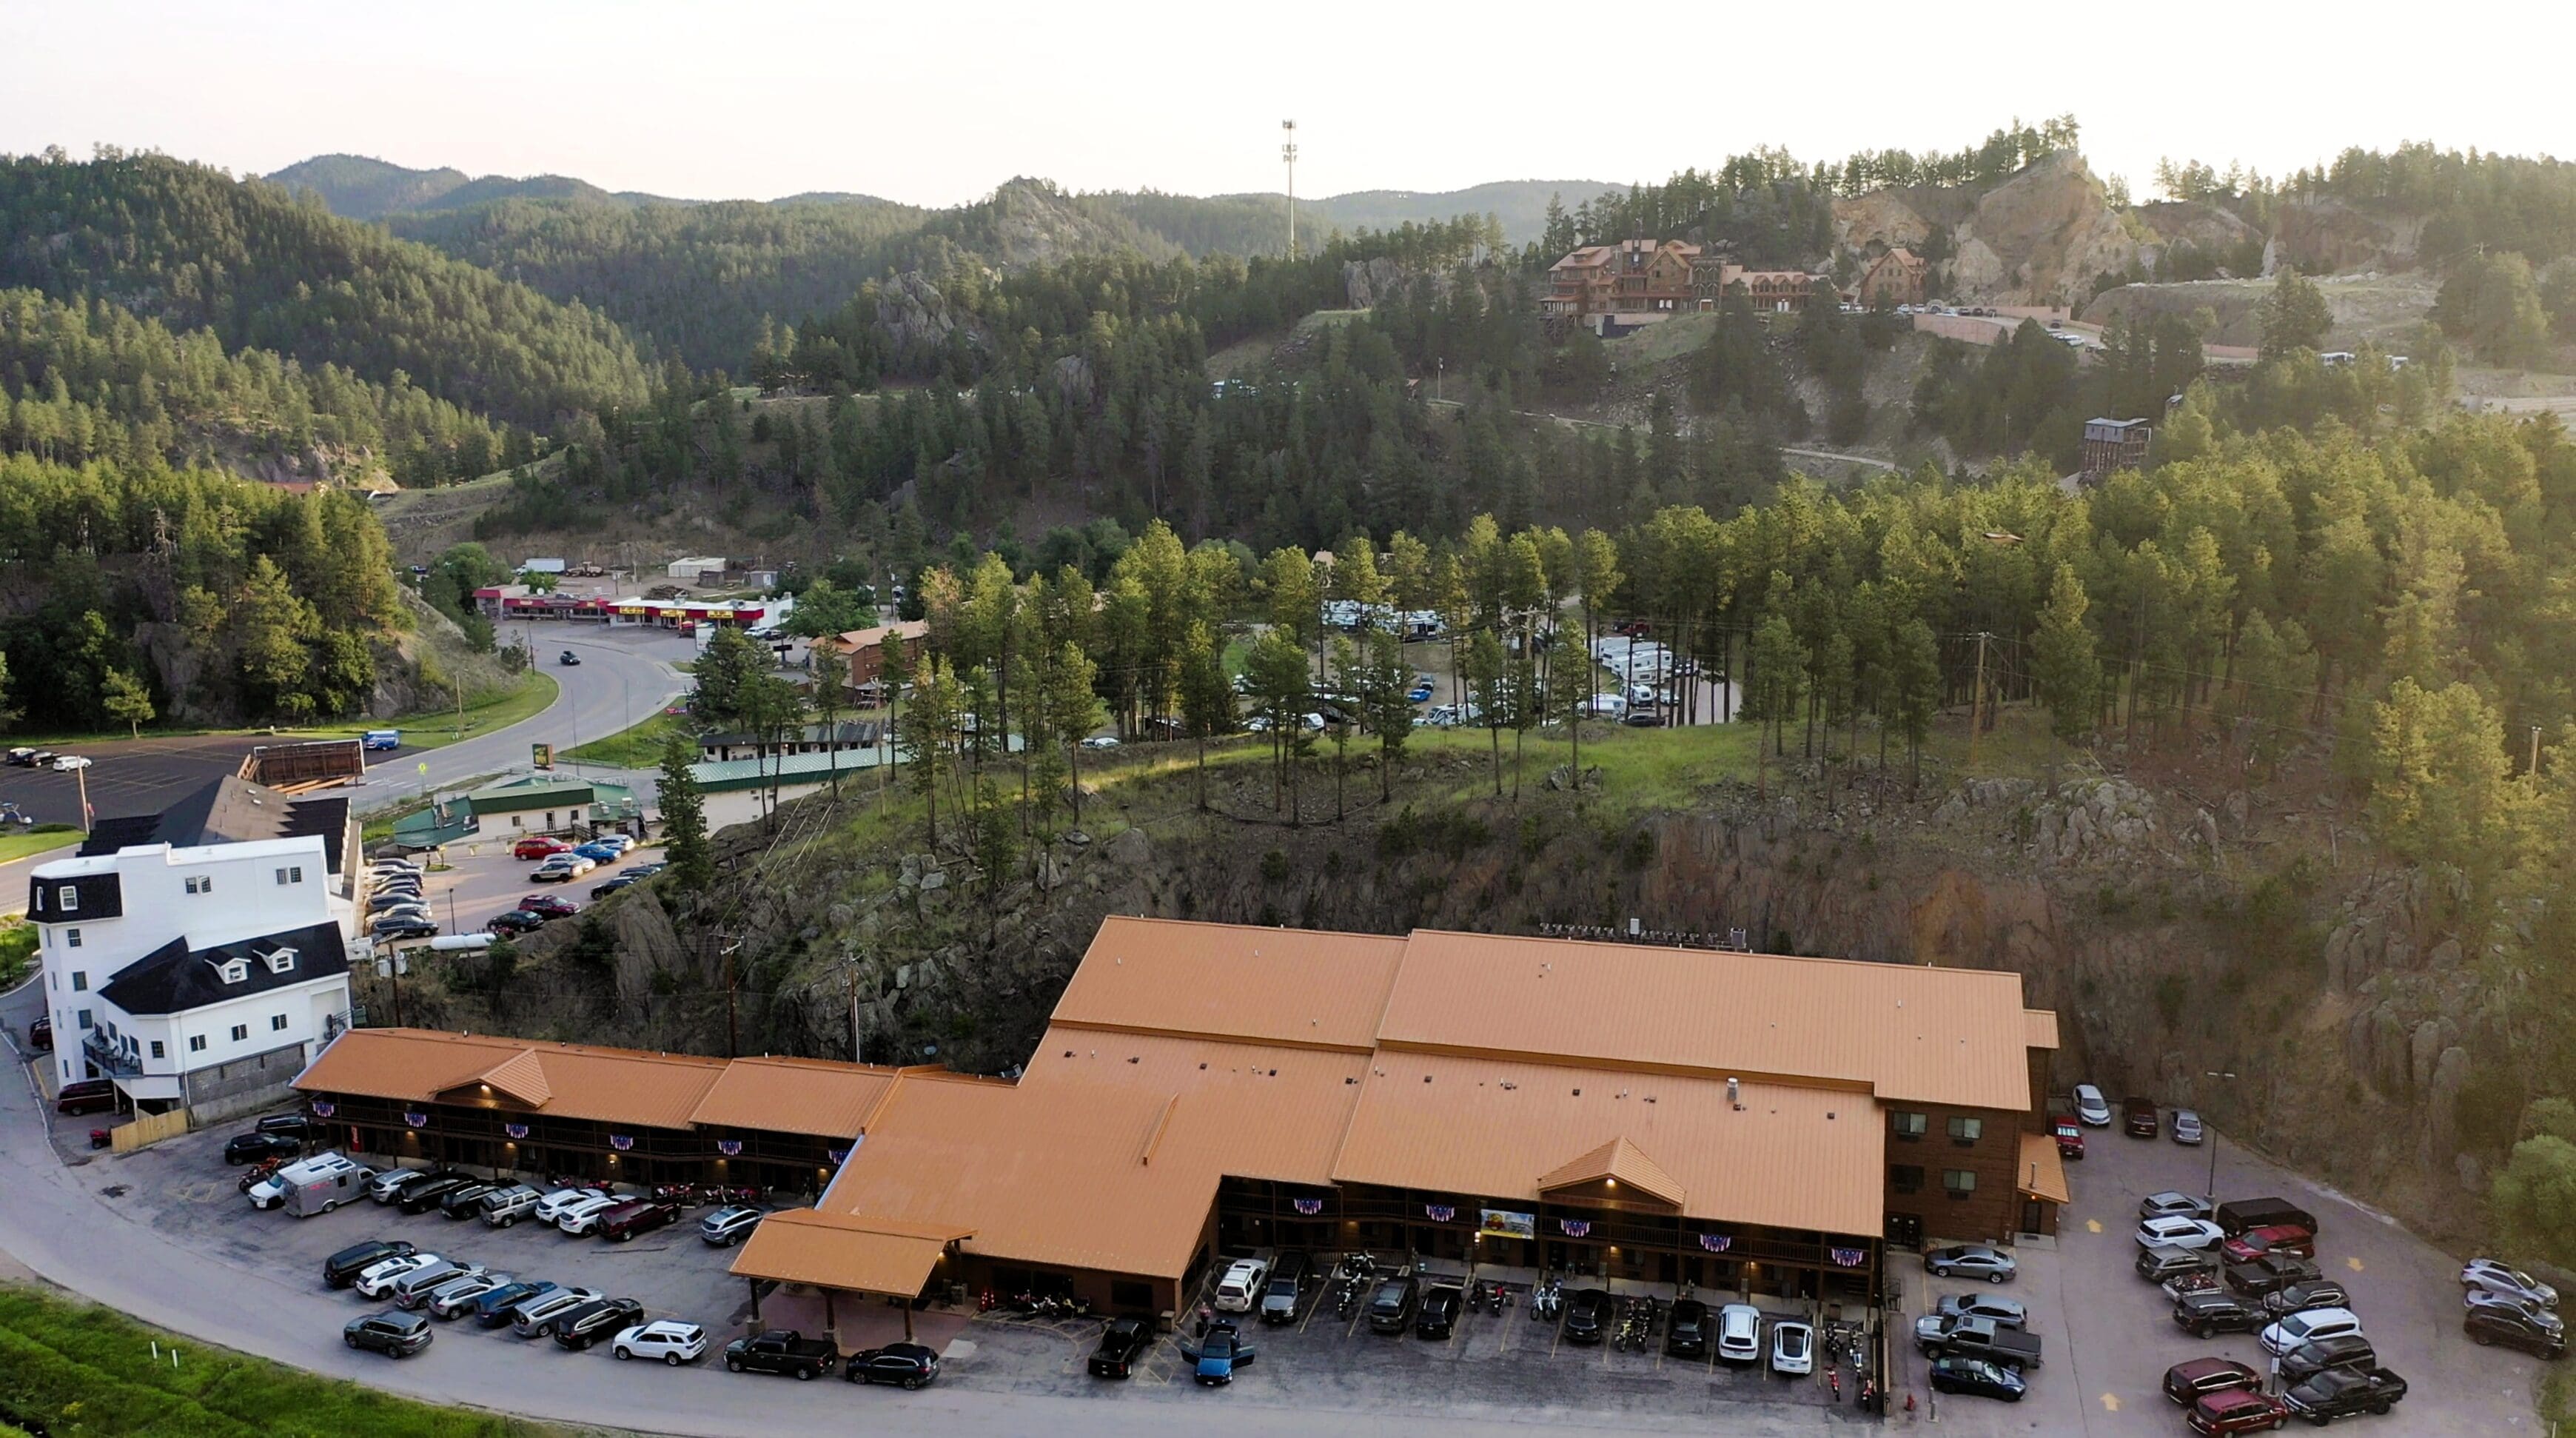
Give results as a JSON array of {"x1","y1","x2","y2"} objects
[{"x1": 7, "y1": 1, "x2": 2569, "y2": 209}]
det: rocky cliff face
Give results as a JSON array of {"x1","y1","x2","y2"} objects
[{"x1": 1948, "y1": 153, "x2": 2141, "y2": 306}]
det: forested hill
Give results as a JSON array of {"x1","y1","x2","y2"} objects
[{"x1": 0, "y1": 150, "x2": 653, "y2": 427}]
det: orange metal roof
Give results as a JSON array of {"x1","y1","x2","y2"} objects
[
  {"x1": 470, "y1": 1050, "x2": 554, "y2": 1108},
  {"x1": 300, "y1": 1029, "x2": 851, "y2": 1132},
  {"x1": 2017, "y1": 1130, "x2": 2071, "y2": 1205},
  {"x1": 818, "y1": 1073, "x2": 1222, "y2": 1280},
  {"x1": 1331, "y1": 1051, "x2": 1885, "y2": 1238},
  {"x1": 1021, "y1": 1027, "x2": 1370, "y2": 1186},
  {"x1": 1049, "y1": 917, "x2": 1406, "y2": 1051},
  {"x1": 1377, "y1": 931, "x2": 2033, "y2": 1110},
  {"x1": 1537, "y1": 1137, "x2": 1686, "y2": 1208},
  {"x1": 728, "y1": 1208, "x2": 970, "y2": 1297},
  {"x1": 689, "y1": 1055, "x2": 905, "y2": 1140},
  {"x1": 2023, "y1": 1009, "x2": 2061, "y2": 1051}
]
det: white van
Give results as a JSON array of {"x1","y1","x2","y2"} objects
[{"x1": 278, "y1": 1152, "x2": 376, "y2": 1218}]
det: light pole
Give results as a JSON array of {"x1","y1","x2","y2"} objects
[
  {"x1": 2204, "y1": 1070, "x2": 2237, "y2": 1198},
  {"x1": 1281, "y1": 120, "x2": 1298, "y2": 259}
]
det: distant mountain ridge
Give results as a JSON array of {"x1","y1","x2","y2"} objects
[{"x1": 266, "y1": 154, "x2": 1611, "y2": 248}]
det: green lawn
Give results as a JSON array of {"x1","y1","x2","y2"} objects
[
  {"x1": 3, "y1": 672, "x2": 557, "y2": 754},
  {"x1": 0, "y1": 1284, "x2": 580, "y2": 1437},
  {"x1": 563, "y1": 711, "x2": 688, "y2": 769},
  {"x1": 0, "y1": 826, "x2": 81, "y2": 866}
]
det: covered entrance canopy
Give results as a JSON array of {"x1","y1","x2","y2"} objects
[{"x1": 729, "y1": 1210, "x2": 974, "y2": 1342}]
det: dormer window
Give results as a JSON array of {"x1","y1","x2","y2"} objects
[
  {"x1": 57, "y1": 885, "x2": 77, "y2": 912},
  {"x1": 261, "y1": 946, "x2": 298, "y2": 975},
  {"x1": 216, "y1": 958, "x2": 251, "y2": 984}
]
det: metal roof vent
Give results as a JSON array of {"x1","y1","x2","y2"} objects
[{"x1": 1727, "y1": 1077, "x2": 1740, "y2": 1104}]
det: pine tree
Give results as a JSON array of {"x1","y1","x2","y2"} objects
[
  {"x1": 658, "y1": 733, "x2": 714, "y2": 896},
  {"x1": 101, "y1": 667, "x2": 154, "y2": 739},
  {"x1": 2030, "y1": 564, "x2": 2099, "y2": 749}
]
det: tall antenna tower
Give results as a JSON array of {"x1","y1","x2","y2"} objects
[{"x1": 1281, "y1": 119, "x2": 1298, "y2": 259}]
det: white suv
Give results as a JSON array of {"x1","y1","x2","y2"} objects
[
  {"x1": 2261, "y1": 1305, "x2": 2364, "y2": 1357},
  {"x1": 533, "y1": 1187, "x2": 607, "y2": 1224},
  {"x1": 1212, "y1": 1258, "x2": 1270, "y2": 1313},
  {"x1": 555, "y1": 1194, "x2": 624, "y2": 1235},
  {"x1": 2136, "y1": 1216, "x2": 2225, "y2": 1251}
]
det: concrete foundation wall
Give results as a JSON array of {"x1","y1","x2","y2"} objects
[{"x1": 182, "y1": 1040, "x2": 309, "y2": 1123}]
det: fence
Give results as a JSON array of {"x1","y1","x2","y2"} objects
[{"x1": 110, "y1": 1107, "x2": 192, "y2": 1152}]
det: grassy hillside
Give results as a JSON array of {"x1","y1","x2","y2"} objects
[{"x1": 0, "y1": 152, "x2": 652, "y2": 426}]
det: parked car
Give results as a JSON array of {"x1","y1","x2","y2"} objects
[
  {"x1": 52, "y1": 754, "x2": 91, "y2": 771},
  {"x1": 588, "y1": 834, "x2": 637, "y2": 855},
  {"x1": 1559, "y1": 1286, "x2": 1609, "y2": 1344},
  {"x1": 471, "y1": 1282, "x2": 552, "y2": 1328},
  {"x1": 487, "y1": 909, "x2": 549, "y2": 936},
  {"x1": 2174, "y1": 1290, "x2": 2270, "y2": 1339},
  {"x1": 2279, "y1": 1334, "x2": 2378, "y2": 1385},
  {"x1": 2261, "y1": 1306, "x2": 2365, "y2": 1357},
  {"x1": 2138, "y1": 1216, "x2": 2227, "y2": 1251},
  {"x1": 1090, "y1": 1315, "x2": 1153, "y2": 1378},
  {"x1": 2141, "y1": 1191, "x2": 2216, "y2": 1221},
  {"x1": 2051, "y1": 1114, "x2": 2084, "y2": 1159},
  {"x1": 55, "y1": 1078, "x2": 117, "y2": 1116},
  {"x1": 2221, "y1": 1224, "x2": 2316, "y2": 1265},
  {"x1": 554, "y1": 1194, "x2": 626, "y2": 1235},
  {"x1": 1415, "y1": 1284, "x2": 1463, "y2": 1339},
  {"x1": 614, "y1": 1320, "x2": 708, "y2": 1365},
  {"x1": 2216, "y1": 1197, "x2": 2318, "y2": 1238},
  {"x1": 724, "y1": 1328, "x2": 836, "y2": 1378},
  {"x1": 438, "y1": 1180, "x2": 507, "y2": 1219},
  {"x1": 533, "y1": 1187, "x2": 609, "y2": 1224},
  {"x1": 1177, "y1": 1321, "x2": 1255, "y2": 1385},
  {"x1": 2463, "y1": 1294, "x2": 2566, "y2": 1356},
  {"x1": 1928, "y1": 1356, "x2": 2026, "y2": 1402},
  {"x1": 1935, "y1": 1294, "x2": 2027, "y2": 1328},
  {"x1": 2073, "y1": 1084, "x2": 2112, "y2": 1126},
  {"x1": 510, "y1": 1285, "x2": 606, "y2": 1340},
  {"x1": 2172, "y1": 1108, "x2": 2205, "y2": 1144},
  {"x1": 1926, "y1": 1244, "x2": 2017, "y2": 1283},
  {"x1": 369, "y1": 1167, "x2": 449, "y2": 1204},
  {"x1": 2123, "y1": 1095, "x2": 2161, "y2": 1136},
  {"x1": 366, "y1": 890, "x2": 427, "y2": 914},
  {"x1": 2462, "y1": 1258, "x2": 2559, "y2": 1308},
  {"x1": 2, "y1": 746, "x2": 34, "y2": 766},
  {"x1": 343, "y1": 1310, "x2": 432, "y2": 1357},
  {"x1": 532, "y1": 854, "x2": 595, "y2": 882},
  {"x1": 592, "y1": 873, "x2": 646, "y2": 897},
  {"x1": 1916, "y1": 1313, "x2": 2043, "y2": 1368},
  {"x1": 425, "y1": 1272, "x2": 517, "y2": 1320},
  {"x1": 2187, "y1": 1388, "x2": 2290, "y2": 1434},
  {"x1": 352, "y1": 1253, "x2": 442, "y2": 1300},
  {"x1": 371, "y1": 914, "x2": 438, "y2": 941},
  {"x1": 846, "y1": 1341, "x2": 940, "y2": 1388},
  {"x1": 323, "y1": 1239, "x2": 416, "y2": 1290},
  {"x1": 1213, "y1": 1257, "x2": 1269, "y2": 1314},
  {"x1": 1717, "y1": 1302, "x2": 1763, "y2": 1364},
  {"x1": 224, "y1": 1130, "x2": 302, "y2": 1165},
  {"x1": 597, "y1": 1199, "x2": 681, "y2": 1242},
  {"x1": 2263, "y1": 1279, "x2": 2352, "y2": 1318},
  {"x1": 390, "y1": 1257, "x2": 481, "y2": 1308},
  {"x1": 27, "y1": 1014, "x2": 50, "y2": 1050},
  {"x1": 1258, "y1": 1251, "x2": 1309, "y2": 1324},
  {"x1": 2164, "y1": 1356, "x2": 2264, "y2": 1405},
  {"x1": 2282, "y1": 1365, "x2": 2408, "y2": 1422},
  {"x1": 1665, "y1": 1298, "x2": 1710, "y2": 1357},
  {"x1": 517, "y1": 893, "x2": 580, "y2": 920},
  {"x1": 477, "y1": 1185, "x2": 545, "y2": 1227},
  {"x1": 2228, "y1": 1253, "x2": 2324, "y2": 1298},
  {"x1": 1079, "y1": 735, "x2": 1120, "y2": 751},
  {"x1": 700, "y1": 1204, "x2": 765, "y2": 1246},
  {"x1": 572, "y1": 841, "x2": 623, "y2": 863},
  {"x1": 514, "y1": 837, "x2": 571, "y2": 860},
  {"x1": 1366, "y1": 1275, "x2": 1421, "y2": 1334},
  {"x1": 1770, "y1": 1318, "x2": 1815, "y2": 1377},
  {"x1": 395, "y1": 1174, "x2": 477, "y2": 1215},
  {"x1": 553, "y1": 1297, "x2": 645, "y2": 1351}
]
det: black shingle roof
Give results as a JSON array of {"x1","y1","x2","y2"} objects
[
  {"x1": 98, "y1": 920, "x2": 349, "y2": 1017},
  {"x1": 78, "y1": 777, "x2": 349, "y2": 873}
]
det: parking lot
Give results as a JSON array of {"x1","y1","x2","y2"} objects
[
  {"x1": 0, "y1": 733, "x2": 268, "y2": 828},
  {"x1": 1894, "y1": 1108, "x2": 2552, "y2": 1435},
  {"x1": 364, "y1": 834, "x2": 663, "y2": 948}
]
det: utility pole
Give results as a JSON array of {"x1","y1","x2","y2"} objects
[
  {"x1": 721, "y1": 940, "x2": 742, "y2": 1059},
  {"x1": 1281, "y1": 120, "x2": 1298, "y2": 259},
  {"x1": 2532, "y1": 724, "x2": 2543, "y2": 777},
  {"x1": 2204, "y1": 1070, "x2": 2238, "y2": 1198},
  {"x1": 1965, "y1": 631, "x2": 1992, "y2": 772}
]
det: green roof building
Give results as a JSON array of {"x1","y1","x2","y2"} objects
[{"x1": 392, "y1": 772, "x2": 640, "y2": 848}]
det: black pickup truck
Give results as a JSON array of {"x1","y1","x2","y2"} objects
[
  {"x1": 2281, "y1": 1365, "x2": 2407, "y2": 1422},
  {"x1": 1913, "y1": 1313, "x2": 2044, "y2": 1368},
  {"x1": 722, "y1": 1328, "x2": 838, "y2": 1380}
]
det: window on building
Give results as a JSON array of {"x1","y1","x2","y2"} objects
[
  {"x1": 70, "y1": 970, "x2": 87, "y2": 991},
  {"x1": 186, "y1": 874, "x2": 212, "y2": 894},
  {"x1": 512, "y1": 815, "x2": 525, "y2": 829},
  {"x1": 189, "y1": 1034, "x2": 207, "y2": 1053},
  {"x1": 275, "y1": 866, "x2": 303, "y2": 886},
  {"x1": 58, "y1": 885, "x2": 76, "y2": 912},
  {"x1": 217, "y1": 958, "x2": 250, "y2": 984},
  {"x1": 270, "y1": 1014, "x2": 289, "y2": 1032},
  {"x1": 263, "y1": 946, "x2": 298, "y2": 974},
  {"x1": 1943, "y1": 1170, "x2": 1977, "y2": 1199},
  {"x1": 150, "y1": 1040, "x2": 164, "y2": 1059},
  {"x1": 1890, "y1": 1111, "x2": 1926, "y2": 1141},
  {"x1": 1890, "y1": 1164, "x2": 1925, "y2": 1194},
  {"x1": 229, "y1": 1023, "x2": 248, "y2": 1042},
  {"x1": 1948, "y1": 1116, "x2": 1985, "y2": 1145},
  {"x1": 76, "y1": 1009, "x2": 92, "y2": 1030},
  {"x1": 66, "y1": 928, "x2": 80, "y2": 949}
]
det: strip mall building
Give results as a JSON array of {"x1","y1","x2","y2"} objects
[{"x1": 296, "y1": 918, "x2": 2065, "y2": 1321}]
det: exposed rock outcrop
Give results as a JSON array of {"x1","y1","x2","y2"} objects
[{"x1": 1948, "y1": 152, "x2": 2141, "y2": 305}]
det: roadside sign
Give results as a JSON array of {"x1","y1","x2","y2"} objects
[{"x1": 532, "y1": 743, "x2": 554, "y2": 770}]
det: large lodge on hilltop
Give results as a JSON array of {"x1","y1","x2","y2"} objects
[{"x1": 1540, "y1": 238, "x2": 1926, "y2": 335}]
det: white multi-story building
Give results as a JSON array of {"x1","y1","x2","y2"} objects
[{"x1": 28, "y1": 776, "x2": 358, "y2": 1120}]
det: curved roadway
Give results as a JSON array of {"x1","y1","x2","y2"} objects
[{"x1": 368, "y1": 626, "x2": 694, "y2": 812}]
